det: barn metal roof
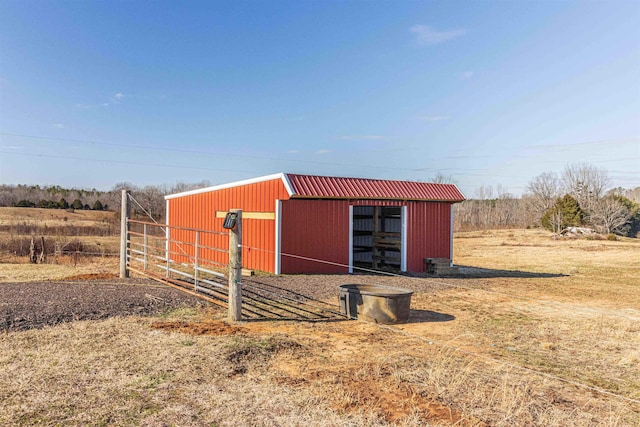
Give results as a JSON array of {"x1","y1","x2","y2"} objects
[
  {"x1": 165, "y1": 172, "x2": 465, "y2": 202},
  {"x1": 285, "y1": 174, "x2": 465, "y2": 202}
]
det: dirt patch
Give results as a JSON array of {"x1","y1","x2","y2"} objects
[
  {"x1": 0, "y1": 279, "x2": 205, "y2": 332},
  {"x1": 239, "y1": 320, "x2": 467, "y2": 425},
  {"x1": 151, "y1": 319, "x2": 245, "y2": 336},
  {"x1": 339, "y1": 376, "x2": 467, "y2": 425}
]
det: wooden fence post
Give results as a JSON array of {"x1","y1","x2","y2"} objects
[
  {"x1": 228, "y1": 209, "x2": 242, "y2": 321},
  {"x1": 38, "y1": 236, "x2": 46, "y2": 264},
  {"x1": 29, "y1": 237, "x2": 36, "y2": 264},
  {"x1": 120, "y1": 190, "x2": 130, "y2": 278}
]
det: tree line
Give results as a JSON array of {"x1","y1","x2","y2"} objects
[
  {"x1": 454, "y1": 163, "x2": 640, "y2": 237},
  {"x1": 2, "y1": 164, "x2": 638, "y2": 237},
  {"x1": 0, "y1": 180, "x2": 211, "y2": 222}
]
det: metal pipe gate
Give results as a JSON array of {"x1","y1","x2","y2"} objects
[{"x1": 124, "y1": 218, "x2": 343, "y2": 321}]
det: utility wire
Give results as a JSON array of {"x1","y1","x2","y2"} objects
[
  {"x1": 377, "y1": 323, "x2": 640, "y2": 405},
  {"x1": 0, "y1": 148, "x2": 528, "y2": 180},
  {"x1": 0, "y1": 149, "x2": 253, "y2": 175},
  {"x1": 248, "y1": 247, "x2": 640, "y2": 403},
  {"x1": 3, "y1": 132, "x2": 638, "y2": 174},
  {"x1": 116, "y1": 222, "x2": 640, "y2": 404},
  {"x1": 0, "y1": 132, "x2": 545, "y2": 178},
  {"x1": 0, "y1": 132, "x2": 419, "y2": 173},
  {"x1": 244, "y1": 244, "x2": 640, "y2": 321}
]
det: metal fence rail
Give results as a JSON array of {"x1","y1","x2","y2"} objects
[
  {"x1": 127, "y1": 219, "x2": 228, "y2": 292},
  {"x1": 125, "y1": 217, "x2": 344, "y2": 321}
]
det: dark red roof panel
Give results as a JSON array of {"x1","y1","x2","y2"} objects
[{"x1": 285, "y1": 174, "x2": 465, "y2": 202}]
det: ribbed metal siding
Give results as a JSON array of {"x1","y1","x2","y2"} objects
[
  {"x1": 280, "y1": 199, "x2": 453, "y2": 274},
  {"x1": 169, "y1": 181, "x2": 454, "y2": 274},
  {"x1": 406, "y1": 201, "x2": 452, "y2": 271},
  {"x1": 280, "y1": 199, "x2": 350, "y2": 274},
  {"x1": 168, "y1": 178, "x2": 290, "y2": 273}
]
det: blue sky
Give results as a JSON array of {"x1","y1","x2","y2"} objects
[{"x1": 1, "y1": 0, "x2": 638, "y2": 196}]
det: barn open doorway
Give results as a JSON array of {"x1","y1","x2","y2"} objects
[{"x1": 351, "y1": 206, "x2": 404, "y2": 272}]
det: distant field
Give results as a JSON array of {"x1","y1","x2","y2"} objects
[
  {"x1": 0, "y1": 225, "x2": 639, "y2": 425},
  {"x1": 0, "y1": 207, "x2": 120, "y2": 265},
  {"x1": 0, "y1": 206, "x2": 116, "y2": 226}
]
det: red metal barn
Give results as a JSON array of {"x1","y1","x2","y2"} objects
[{"x1": 165, "y1": 173, "x2": 465, "y2": 274}]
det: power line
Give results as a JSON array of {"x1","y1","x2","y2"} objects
[
  {"x1": 0, "y1": 147, "x2": 539, "y2": 183},
  {"x1": 0, "y1": 131, "x2": 416, "y2": 173},
  {"x1": 0, "y1": 149, "x2": 256, "y2": 175},
  {"x1": 0, "y1": 147, "x2": 526, "y2": 180},
  {"x1": 2, "y1": 132, "x2": 638, "y2": 186},
  {"x1": 0, "y1": 131, "x2": 577, "y2": 179}
]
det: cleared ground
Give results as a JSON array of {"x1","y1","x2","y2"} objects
[
  {"x1": 1, "y1": 279, "x2": 206, "y2": 332},
  {"x1": 0, "y1": 229, "x2": 639, "y2": 425}
]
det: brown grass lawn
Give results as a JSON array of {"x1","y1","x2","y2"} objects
[{"x1": 1, "y1": 228, "x2": 639, "y2": 426}]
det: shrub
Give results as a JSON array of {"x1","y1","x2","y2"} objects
[{"x1": 15, "y1": 200, "x2": 35, "y2": 208}]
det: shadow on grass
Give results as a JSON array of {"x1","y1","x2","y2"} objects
[
  {"x1": 454, "y1": 265, "x2": 568, "y2": 279},
  {"x1": 407, "y1": 309, "x2": 455, "y2": 323},
  {"x1": 240, "y1": 279, "x2": 346, "y2": 322}
]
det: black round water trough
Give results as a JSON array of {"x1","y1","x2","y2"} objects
[{"x1": 338, "y1": 284, "x2": 413, "y2": 324}]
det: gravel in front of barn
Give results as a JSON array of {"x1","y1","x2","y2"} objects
[
  {"x1": 1, "y1": 273, "x2": 456, "y2": 332},
  {"x1": 244, "y1": 272, "x2": 452, "y2": 300},
  {"x1": 1, "y1": 279, "x2": 206, "y2": 332}
]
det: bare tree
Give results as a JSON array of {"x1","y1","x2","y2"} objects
[
  {"x1": 525, "y1": 171, "x2": 562, "y2": 213},
  {"x1": 547, "y1": 208, "x2": 565, "y2": 234},
  {"x1": 0, "y1": 186, "x2": 17, "y2": 207},
  {"x1": 495, "y1": 185, "x2": 519, "y2": 227},
  {"x1": 623, "y1": 187, "x2": 640, "y2": 204},
  {"x1": 562, "y1": 163, "x2": 610, "y2": 211},
  {"x1": 475, "y1": 185, "x2": 494, "y2": 200},
  {"x1": 169, "y1": 180, "x2": 212, "y2": 194},
  {"x1": 430, "y1": 172, "x2": 457, "y2": 184},
  {"x1": 591, "y1": 196, "x2": 632, "y2": 234},
  {"x1": 131, "y1": 185, "x2": 167, "y2": 221}
]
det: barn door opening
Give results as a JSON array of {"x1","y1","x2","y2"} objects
[{"x1": 351, "y1": 206, "x2": 403, "y2": 272}]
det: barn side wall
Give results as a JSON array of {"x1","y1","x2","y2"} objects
[
  {"x1": 280, "y1": 199, "x2": 350, "y2": 274},
  {"x1": 405, "y1": 201, "x2": 453, "y2": 272},
  {"x1": 166, "y1": 178, "x2": 290, "y2": 273},
  {"x1": 280, "y1": 199, "x2": 454, "y2": 274}
]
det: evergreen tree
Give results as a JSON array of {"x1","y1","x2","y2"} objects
[
  {"x1": 59, "y1": 198, "x2": 69, "y2": 209},
  {"x1": 16, "y1": 199, "x2": 35, "y2": 208},
  {"x1": 71, "y1": 199, "x2": 84, "y2": 210},
  {"x1": 541, "y1": 194, "x2": 584, "y2": 233},
  {"x1": 38, "y1": 199, "x2": 57, "y2": 208},
  {"x1": 92, "y1": 200, "x2": 104, "y2": 210}
]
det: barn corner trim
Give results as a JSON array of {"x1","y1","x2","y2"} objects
[{"x1": 164, "y1": 173, "x2": 296, "y2": 200}]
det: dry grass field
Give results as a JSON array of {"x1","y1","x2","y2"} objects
[
  {"x1": 0, "y1": 206, "x2": 115, "y2": 226},
  {"x1": 1, "y1": 223, "x2": 639, "y2": 425},
  {"x1": 0, "y1": 207, "x2": 120, "y2": 262},
  {"x1": 0, "y1": 207, "x2": 120, "y2": 279}
]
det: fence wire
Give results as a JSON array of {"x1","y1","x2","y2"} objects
[
  {"x1": 236, "y1": 244, "x2": 640, "y2": 405},
  {"x1": 118, "y1": 213, "x2": 638, "y2": 405}
]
